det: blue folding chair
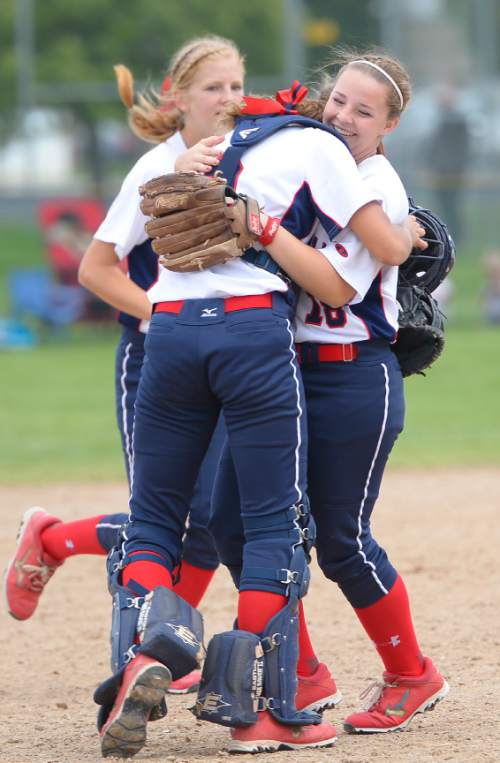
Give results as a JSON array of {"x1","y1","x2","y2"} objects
[{"x1": 8, "y1": 268, "x2": 86, "y2": 327}]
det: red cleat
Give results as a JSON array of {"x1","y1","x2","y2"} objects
[
  {"x1": 228, "y1": 710, "x2": 337, "y2": 753},
  {"x1": 167, "y1": 668, "x2": 202, "y2": 694},
  {"x1": 100, "y1": 655, "x2": 172, "y2": 758},
  {"x1": 296, "y1": 662, "x2": 342, "y2": 712},
  {"x1": 3, "y1": 507, "x2": 62, "y2": 620},
  {"x1": 343, "y1": 656, "x2": 449, "y2": 734}
]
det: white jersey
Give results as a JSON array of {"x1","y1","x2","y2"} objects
[
  {"x1": 295, "y1": 154, "x2": 408, "y2": 345},
  {"x1": 94, "y1": 132, "x2": 188, "y2": 332},
  {"x1": 95, "y1": 132, "x2": 187, "y2": 259},
  {"x1": 147, "y1": 125, "x2": 379, "y2": 304}
]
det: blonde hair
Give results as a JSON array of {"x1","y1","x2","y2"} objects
[{"x1": 115, "y1": 35, "x2": 245, "y2": 144}]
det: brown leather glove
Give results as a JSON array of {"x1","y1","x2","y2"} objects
[{"x1": 139, "y1": 172, "x2": 262, "y2": 272}]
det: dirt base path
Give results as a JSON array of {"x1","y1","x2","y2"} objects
[{"x1": 1, "y1": 469, "x2": 499, "y2": 763}]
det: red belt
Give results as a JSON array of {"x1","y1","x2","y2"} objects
[
  {"x1": 154, "y1": 293, "x2": 273, "y2": 314},
  {"x1": 295, "y1": 342, "x2": 358, "y2": 363}
]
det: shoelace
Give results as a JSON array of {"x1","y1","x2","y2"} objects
[
  {"x1": 20, "y1": 558, "x2": 57, "y2": 591},
  {"x1": 359, "y1": 680, "x2": 398, "y2": 711}
]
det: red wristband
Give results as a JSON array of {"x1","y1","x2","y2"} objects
[{"x1": 258, "y1": 216, "x2": 281, "y2": 247}]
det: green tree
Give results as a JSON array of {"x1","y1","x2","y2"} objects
[
  {"x1": 1, "y1": 0, "x2": 284, "y2": 193},
  {"x1": 1, "y1": 0, "x2": 283, "y2": 115}
]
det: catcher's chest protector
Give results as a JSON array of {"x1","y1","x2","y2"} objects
[
  {"x1": 217, "y1": 114, "x2": 349, "y2": 275},
  {"x1": 217, "y1": 114, "x2": 348, "y2": 187}
]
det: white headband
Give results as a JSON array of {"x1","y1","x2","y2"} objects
[{"x1": 350, "y1": 60, "x2": 404, "y2": 110}]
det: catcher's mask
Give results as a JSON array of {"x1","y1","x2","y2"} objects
[{"x1": 399, "y1": 199, "x2": 456, "y2": 293}]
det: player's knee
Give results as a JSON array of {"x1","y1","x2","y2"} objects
[
  {"x1": 317, "y1": 539, "x2": 397, "y2": 608},
  {"x1": 239, "y1": 499, "x2": 315, "y2": 596},
  {"x1": 96, "y1": 512, "x2": 128, "y2": 553},
  {"x1": 208, "y1": 512, "x2": 244, "y2": 569},
  {"x1": 182, "y1": 524, "x2": 220, "y2": 570}
]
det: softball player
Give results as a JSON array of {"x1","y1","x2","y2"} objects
[
  {"x1": 211, "y1": 50, "x2": 448, "y2": 739},
  {"x1": 94, "y1": 71, "x2": 427, "y2": 753},
  {"x1": 3, "y1": 34, "x2": 244, "y2": 692},
  {"x1": 4, "y1": 45, "x2": 340, "y2": 713},
  {"x1": 299, "y1": 52, "x2": 448, "y2": 734}
]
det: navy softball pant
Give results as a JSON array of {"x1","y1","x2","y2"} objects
[
  {"x1": 301, "y1": 339, "x2": 405, "y2": 608},
  {"x1": 210, "y1": 339, "x2": 405, "y2": 608},
  {"x1": 105, "y1": 326, "x2": 221, "y2": 570},
  {"x1": 125, "y1": 293, "x2": 309, "y2": 596}
]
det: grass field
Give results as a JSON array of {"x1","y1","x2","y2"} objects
[{"x1": 0, "y1": 224, "x2": 499, "y2": 482}]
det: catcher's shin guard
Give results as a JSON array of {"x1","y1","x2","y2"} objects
[
  {"x1": 259, "y1": 598, "x2": 321, "y2": 726},
  {"x1": 193, "y1": 499, "x2": 317, "y2": 728},
  {"x1": 106, "y1": 545, "x2": 204, "y2": 676},
  {"x1": 192, "y1": 630, "x2": 264, "y2": 727},
  {"x1": 137, "y1": 585, "x2": 204, "y2": 678},
  {"x1": 95, "y1": 549, "x2": 204, "y2": 727},
  {"x1": 193, "y1": 601, "x2": 321, "y2": 728}
]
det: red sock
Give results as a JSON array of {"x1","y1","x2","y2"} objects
[
  {"x1": 297, "y1": 600, "x2": 320, "y2": 677},
  {"x1": 238, "y1": 590, "x2": 287, "y2": 634},
  {"x1": 354, "y1": 575, "x2": 424, "y2": 676},
  {"x1": 41, "y1": 515, "x2": 107, "y2": 561},
  {"x1": 173, "y1": 561, "x2": 216, "y2": 607},
  {"x1": 123, "y1": 551, "x2": 172, "y2": 593}
]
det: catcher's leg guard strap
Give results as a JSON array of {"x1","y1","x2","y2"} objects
[
  {"x1": 240, "y1": 499, "x2": 316, "y2": 597},
  {"x1": 259, "y1": 599, "x2": 320, "y2": 726},
  {"x1": 93, "y1": 582, "x2": 141, "y2": 712},
  {"x1": 242, "y1": 543, "x2": 311, "y2": 599}
]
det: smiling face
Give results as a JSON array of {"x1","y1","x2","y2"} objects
[
  {"x1": 322, "y1": 66, "x2": 400, "y2": 163},
  {"x1": 176, "y1": 52, "x2": 244, "y2": 146}
]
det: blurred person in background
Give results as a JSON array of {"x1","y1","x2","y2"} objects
[
  {"x1": 482, "y1": 250, "x2": 500, "y2": 323},
  {"x1": 45, "y1": 211, "x2": 92, "y2": 279},
  {"x1": 432, "y1": 277, "x2": 454, "y2": 320},
  {"x1": 425, "y1": 85, "x2": 471, "y2": 249}
]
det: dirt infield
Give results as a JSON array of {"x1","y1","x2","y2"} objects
[{"x1": 1, "y1": 469, "x2": 499, "y2": 763}]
